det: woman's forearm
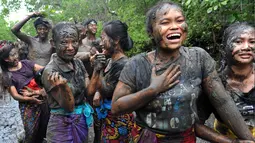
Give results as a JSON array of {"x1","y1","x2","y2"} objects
[
  {"x1": 111, "y1": 82, "x2": 158, "y2": 115},
  {"x1": 87, "y1": 70, "x2": 100, "y2": 97},
  {"x1": 11, "y1": 15, "x2": 31, "y2": 34},
  {"x1": 51, "y1": 83, "x2": 75, "y2": 112},
  {"x1": 195, "y1": 123, "x2": 233, "y2": 143},
  {"x1": 203, "y1": 71, "x2": 254, "y2": 140}
]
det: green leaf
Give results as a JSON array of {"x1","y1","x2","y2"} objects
[
  {"x1": 221, "y1": 0, "x2": 228, "y2": 5},
  {"x1": 214, "y1": 5, "x2": 218, "y2": 11},
  {"x1": 185, "y1": 0, "x2": 192, "y2": 6},
  {"x1": 228, "y1": 14, "x2": 236, "y2": 23},
  {"x1": 207, "y1": 7, "x2": 213, "y2": 13}
]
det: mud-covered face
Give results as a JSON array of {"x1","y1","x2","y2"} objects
[
  {"x1": 36, "y1": 24, "x2": 49, "y2": 40},
  {"x1": 87, "y1": 22, "x2": 97, "y2": 35},
  {"x1": 4, "y1": 48, "x2": 19, "y2": 67},
  {"x1": 55, "y1": 28, "x2": 79, "y2": 61},
  {"x1": 152, "y1": 4, "x2": 187, "y2": 51},
  {"x1": 226, "y1": 28, "x2": 255, "y2": 65},
  {"x1": 100, "y1": 30, "x2": 115, "y2": 56}
]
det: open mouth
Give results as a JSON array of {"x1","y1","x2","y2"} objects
[{"x1": 166, "y1": 33, "x2": 181, "y2": 42}]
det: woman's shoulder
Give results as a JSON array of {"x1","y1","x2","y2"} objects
[
  {"x1": 183, "y1": 46, "x2": 208, "y2": 54},
  {"x1": 20, "y1": 59, "x2": 35, "y2": 68},
  {"x1": 181, "y1": 46, "x2": 213, "y2": 61}
]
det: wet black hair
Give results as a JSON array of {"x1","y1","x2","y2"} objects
[
  {"x1": 34, "y1": 17, "x2": 51, "y2": 29},
  {"x1": 52, "y1": 22, "x2": 79, "y2": 43},
  {"x1": 0, "y1": 43, "x2": 15, "y2": 70},
  {"x1": 0, "y1": 43, "x2": 16, "y2": 92},
  {"x1": 218, "y1": 22, "x2": 255, "y2": 72},
  {"x1": 146, "y1": 1, "x2": 183, "y2": 37},
  {"x1": 222, "y1": 22, "x2": 255, "y2": 51},
  {"x1": 103, "y1": 20, "x2": 133, "y2": 51},
  {"x1": 82, "y1": 19, "x2": 97, "y2": 27}
]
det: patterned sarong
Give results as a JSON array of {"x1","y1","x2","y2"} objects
[
  {"x1": 19, "y1": 78, "x2": 49, "y2": 143},
  {"x1": 131, "y1": 123, "x2": 196, "y2": 143},
  {"x1": 101, "y1": 111, "x2": 135, "y2": 143}
]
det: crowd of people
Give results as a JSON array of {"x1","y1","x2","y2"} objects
[{"x1": 0, "y1": 1, "x2": 254, "y2": 143}]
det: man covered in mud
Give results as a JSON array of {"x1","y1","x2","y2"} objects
[
  {"x1": 75, "y1": 19, "x2": 103, "y2": 143},
  {"x1": 75, "y1": 19, "x2": 101, "y2": 78},
  {"x1": 11, "y1": 12, "x2": 54, "y2": 66}
]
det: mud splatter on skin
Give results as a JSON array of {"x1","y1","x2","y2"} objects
[
  {"x1": 52, "y1": 24, "x2": 80, "y2": 62},
  {"x1": 203, "y1": 70, "x2": 254, "y2": 140},
  {"x1": 223, "y1": 23, "x2": 255, "y2": 66},
  {"x1": 180, "y1": 22, "x2": 188, "y2": 33},
  {"x1": 152, "y1": 4, "x2": 185, "y2": 47}
]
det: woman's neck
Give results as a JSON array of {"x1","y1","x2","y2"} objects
[
  {"x1": 111, "y1": 49, "x2": 125, "y2": 62},
  {"x1": 229, "y1": 63, "x2": 253, "y2": 81},
  {"x1": 155, "y1": 48, "x2": 180, "y2": 63},
  {"x1": 8, "y1": 62, "x2": 22, "y2": 71},
  {"x1": 87, "y1": 33, "x2": 96, "y2": 41}
]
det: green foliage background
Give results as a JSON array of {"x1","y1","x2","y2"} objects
[{"x1": 1, "y1": 0, "x2": 255, "y2": 59}]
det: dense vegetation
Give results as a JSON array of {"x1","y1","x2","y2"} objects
[{"x1": 1, "y1": 0, "x2": 255, "y2": 59}]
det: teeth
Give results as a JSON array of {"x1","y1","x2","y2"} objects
[{"x1": 170, "y1": 33, "x2": 180, "y2": 37}]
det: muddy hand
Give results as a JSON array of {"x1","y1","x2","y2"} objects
[
  {"x1": 93, "y1": 53, "x2": 106, "y2": 71},
  {"x1": 29, "y1": 12, "x2": 43, "y2": 18},
  {"x1": 149, "y1": 64, "x2": 181, "y2": 94},
  {"x1": 48, "y1": 72, "x2": 67, "y2": 86}
]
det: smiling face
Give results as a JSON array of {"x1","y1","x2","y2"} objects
[
  {"x1": 54, "y1": 26, "x2": 79, "y2": 61},
  {"x1": 4, "y1": 48, "x2": 19, "y2": 67},
  {"x1": 231, "y1": 29, "x2": 255, "y2": 64},
  {"x1": 224, "y1": 25, "x2": 255, "y2": 65},
  {"x1": 87, "y1": 22, "x2": 97, "y2": 35},
  {"x1": 151, "y1": 4, "x2": 187, "y2": 51},
  {"x1": 36, "y1": 24, "x2": 49, "y2": 40},
  {"x1": 100, "y1": 30, "x2": 115, "y2": 56}
]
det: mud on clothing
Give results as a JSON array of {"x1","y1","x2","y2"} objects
[
  {"x1": 214, "y1": 65, "x2": 255, "y2": 138},
  {"x1": 119, "y1": 46, "x2": 216, "y2": 142},
  {"x1": 42, "y1": 53, "x2": 91, "y2": 143}
]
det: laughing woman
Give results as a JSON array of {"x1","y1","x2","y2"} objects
[
  {"x1": 89, "y1": 20, "x2": 135, "y2": 143},
  {"x1": 111, "y1": 2, "x2": 255, "y2": 143},
  {"x1": 0, "y1": 43, "x2": 49, "y2": 143},
  {"x1": 214, "y1": 22, "x2": 255, "y2": 138}
]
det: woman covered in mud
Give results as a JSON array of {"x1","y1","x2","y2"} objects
[
  {"x1": 90, "y1": 20, "x2": 134, "y2": 142},
  {"x1": 214, "y1": 22, "x2": 255, "y2": 138},
  {"x1": 111, "y1": 1, "x2": 255, "y2": 143},
  {"x1": 0, "y1": 42, "x2": 49, "y2": 143},
  {"x1": 41, "y1": 22, "x2": 95, "y2": 143}
]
